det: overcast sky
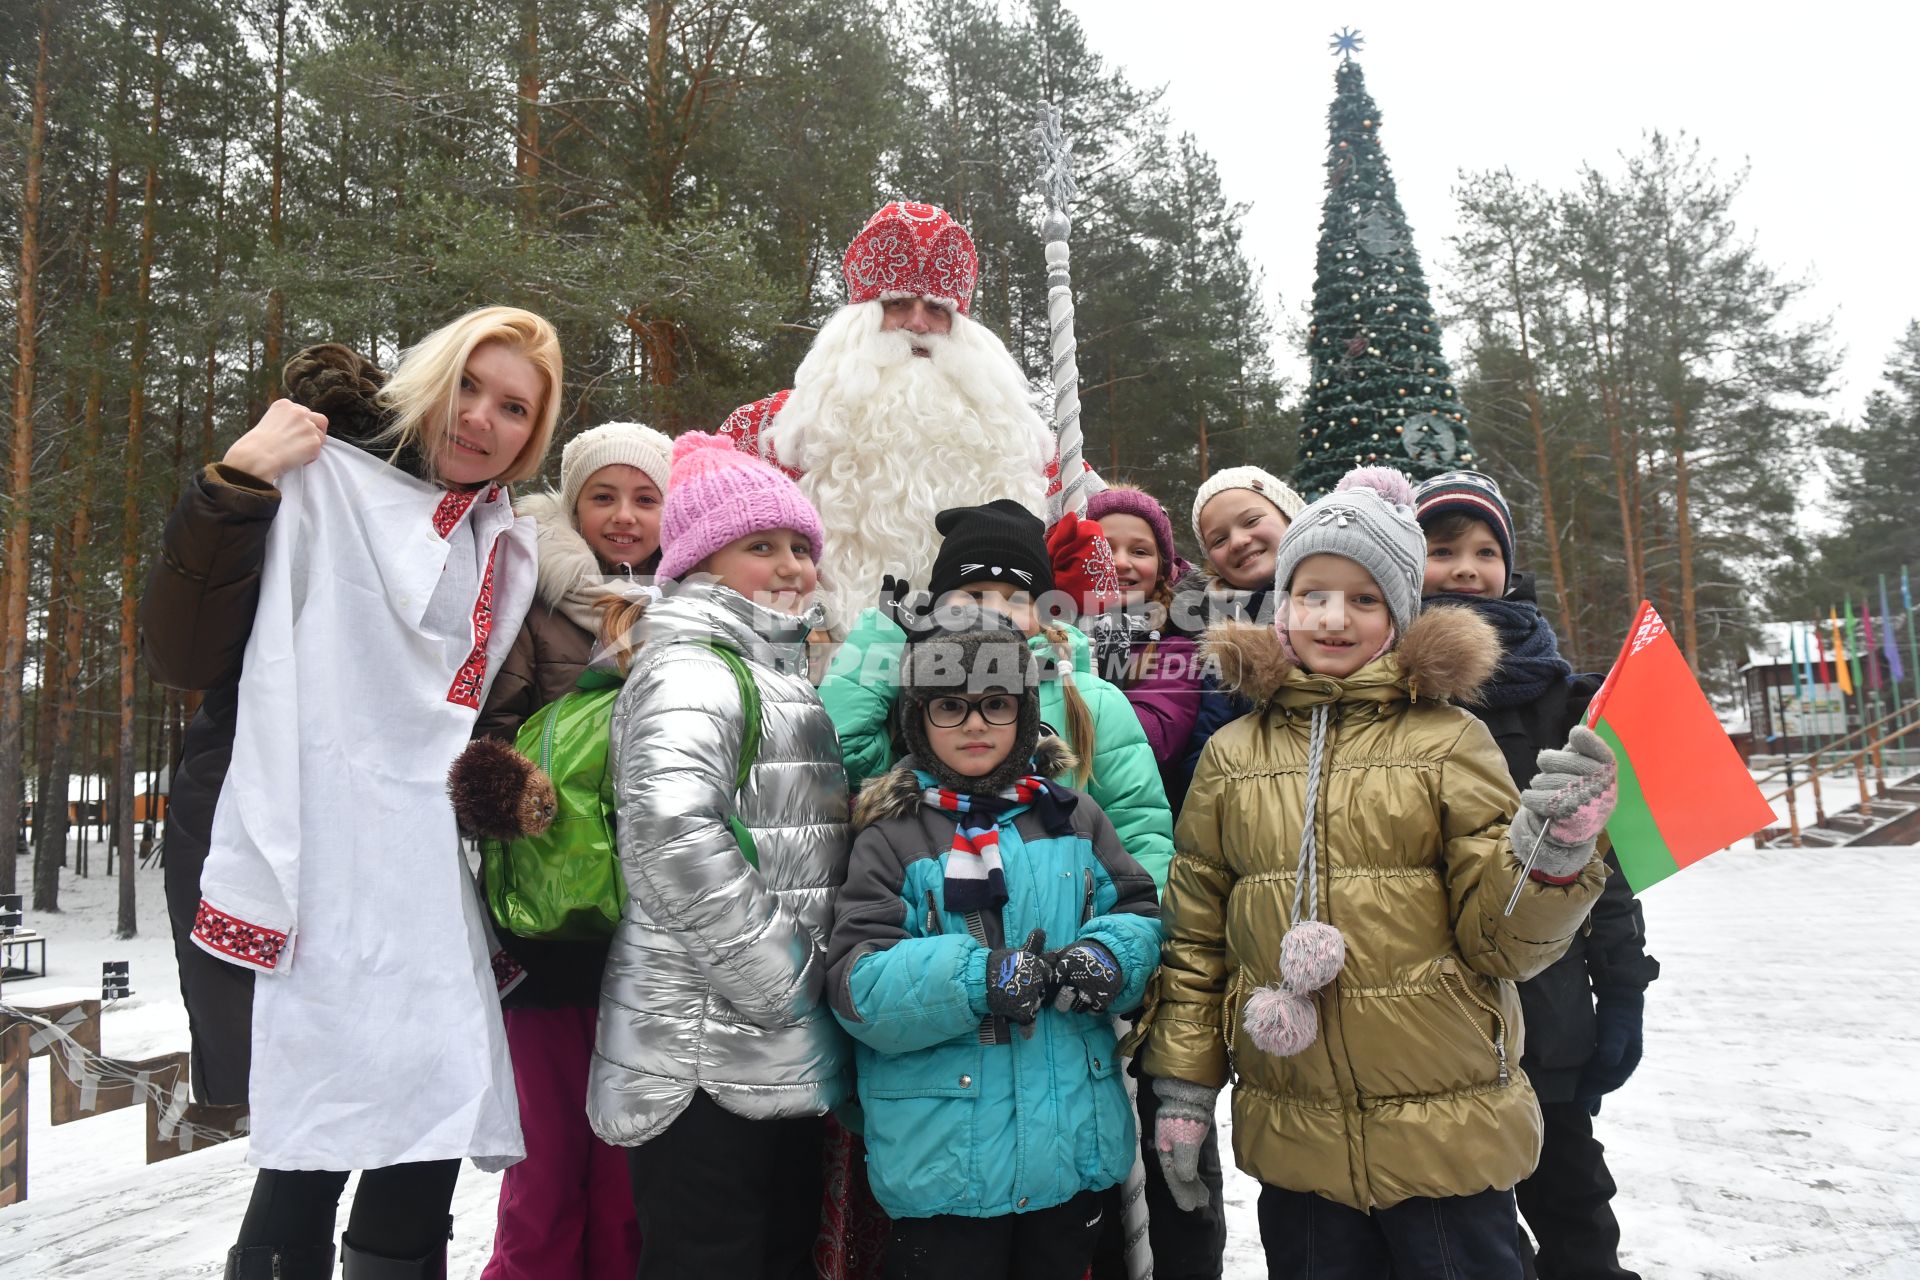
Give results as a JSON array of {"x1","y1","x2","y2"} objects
[{"x1": 1072, "y1": 0, "x2": 1917, "y2": 419}]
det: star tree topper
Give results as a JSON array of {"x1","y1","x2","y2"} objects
[{"x1": 1329, "y1": 27, "x2": 1364, "y2": 59}]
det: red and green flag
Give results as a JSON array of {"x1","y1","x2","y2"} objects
[{"x1": 1584, "y1": 602, "x2": 1775, "y2": 891}]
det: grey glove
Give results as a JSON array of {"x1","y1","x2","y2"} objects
[
  {"x1": 1151, "y1": 1076, "x2": 1221, "y2": 1212},
  {"x1": 1514, "y1": 725, "x2": 1618, "y2": 878}
]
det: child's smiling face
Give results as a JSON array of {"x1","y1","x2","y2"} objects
[
  {"x1": 1098, "y1": 512, "x2": 1162, "y2": 604},
  {"x1": 699, "y1": 527, "x2": 819, "y2": 615},
  {"x1": 1423, "y1": 516, "x2": 1506, "y2": 599},
  {"x1": 1198, "y1": 490, "x2": 1289, "y2": 591},
  {"x1": 1285, "y1": 554, "x2": 1394, "y2": 678}
]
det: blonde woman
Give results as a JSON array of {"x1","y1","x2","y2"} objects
[{"x1": 142, "y1": 307, "x2": 562, "y2": 1279}]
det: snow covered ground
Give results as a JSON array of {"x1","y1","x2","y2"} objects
[{"x1": 3, "y1": 843, "x2": 1918, "y2": 1278}]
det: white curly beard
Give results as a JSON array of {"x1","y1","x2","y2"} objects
[{"x1": 770, "y1": 301, "x2": 1053, "y2": 634}]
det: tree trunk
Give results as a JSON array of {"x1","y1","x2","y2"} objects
[
  {"x1": 264, "y1": 0, "x2": 287, "y2": 389},
  {"x1": 0, "y1": 2, "x2": 54, "y2": 899},
  {"x1": 202, "y1": 132, "x2": 229, "y2": 468},
  {"x1": 645, "y1": 0, "x2": 674, "y2": 224},
  {"x1": 1581, "y1": 295, "x2": 1642, "y2": 609},
  {"x1": 31, "y1": 518, "x2": 68, "y2": 910},
  {"x1": 1504, "y1": 242, "x2": 1574, "y2": 643},
  {"x1": 517, "y1": 0, "x2": 542, "y2": 233},
  {"x1": 1195, "y1": 410, "x2": 1209, "y2": 479},
  {"x1": 117, "y1": 14, "x2": 170, "y2": 939},
  {"x1": 1671, "y1": 397, "x2": 1699, "y2": 670}
]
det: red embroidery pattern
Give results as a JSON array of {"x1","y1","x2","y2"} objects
[
  {"x1": 432, "y1": 488, "x2": 480, "y2": 538},
  {"x1": 717, "y1": 390, "x2": 800, "y2": 479},
  {"x1": 447, "y1": 539, "x2": 500, "y2": 708},
  {"x1": 193, "y1": 900, "x2": 289, "y2": 971},
  {"x1": 842, "y1": 202, "x2": 978, "y2": 314}
]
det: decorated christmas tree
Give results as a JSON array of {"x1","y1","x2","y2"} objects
[{"x1": 1295, "y1": 31, "x2": 1475, "y2": 498}]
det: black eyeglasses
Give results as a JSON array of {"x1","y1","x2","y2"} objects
[{"x1": 925, "y1": 693, "x2": 1022, "y2": 728}]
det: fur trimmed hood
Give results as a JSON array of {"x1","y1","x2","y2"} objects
[
  {"x1": 854, "y1": 735, "x2": 1077, "y2": 830},
  {"x1": 1201, "y1": 603, "x2": 1500, "y2": 709},
  {"x1": 515, "y1": 488, "x2": 655, "y2": 636}
]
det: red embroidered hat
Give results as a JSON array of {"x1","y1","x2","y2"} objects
[
  {"x1": 715, "y1": 389, "x2": 799, "y2": 480},
  {"x1": 842, "y1": 202, "x2": 979, "y2": 315}
]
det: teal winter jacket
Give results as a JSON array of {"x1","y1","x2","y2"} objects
[
  {"x1": 820, "y1": 609, "x2": 1176, "y2": 893},
  {"x1": 825, "y1": 739, "x2": 1164, "y2": 1220}
]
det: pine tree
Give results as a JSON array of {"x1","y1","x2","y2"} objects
[{"x1": 1297, "y1": 42, "x2": 1474, "y2": 498}]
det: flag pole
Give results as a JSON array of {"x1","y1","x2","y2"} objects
[
  {"x1": 1035, "y1": 103, "x2": 1098, "y2": 521},
  {"x1": 1502, "y1": 820, "x2": 1554, "y2": 917},
  {"x1": 1907, "y1": 566, "x2": 1919, "y2": 759}
]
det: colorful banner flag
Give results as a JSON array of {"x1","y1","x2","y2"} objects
[
  {"x1": 1863, "y1": 600, "x2": 1882, "y2": 691},
  {"x1": 1791, "y1": 623, "x2": 1808, "y2": 707},
  {"x1": 1831, "y1": 606, "x2": 1854, "y2": 695},
  {"x1": 1814, "y1": 617, "x2": 1832, "y2": 686},
  {"x1": 1882, "y1": 575, "x2": 1905, "y2": 684},
  {"x1": 1585, "y1": 602, "x2": 1776, "y2": 891},
  {"x1": 1844, "y1": 598, "x2": 1864, "y2": 692}
]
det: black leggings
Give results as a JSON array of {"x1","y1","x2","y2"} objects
[{"x1": 234, "y1": 1160, "x2": 461, "y2": 1259}]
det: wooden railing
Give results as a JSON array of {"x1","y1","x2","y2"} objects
[{"x1": 1761, "y1": 702, "x2": 1920, "y2": 848}]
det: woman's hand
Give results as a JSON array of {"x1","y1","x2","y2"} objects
[{"x1": 222, "y1": 399, "x2": 329, "y2": 483}]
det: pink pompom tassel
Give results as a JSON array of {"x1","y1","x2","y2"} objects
[
  {"x1": 1280, "y1": 920, "x2": 1347, "y2": 993},
  {"x1": 1242, "y1": 986, "x2": 1318, "y2": 1057}
]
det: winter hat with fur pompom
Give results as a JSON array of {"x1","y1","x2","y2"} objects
[
  {"x1": 657, "y1": 430, "x2": 824, "y2": 581},
  {"x1": 1270, "y1": 465, "x2": 1426, "y2": 637}
]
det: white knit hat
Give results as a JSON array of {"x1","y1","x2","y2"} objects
[
  {"x1": 559, "y1": 421, "x2": 673, "y2": 517},
  {"x1": 1190, "y1": 466, "x2": 1307, "y2": 542}
]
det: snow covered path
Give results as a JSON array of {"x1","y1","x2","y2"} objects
[{"x1": 3, "y1": 847, "x2": 1918, "y2": 1277}]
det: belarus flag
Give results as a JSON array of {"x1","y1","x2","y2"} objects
[{"x1": 1584, "y1": 602, "x2": 1775, "y2": 891}]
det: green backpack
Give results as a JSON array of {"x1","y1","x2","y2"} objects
[{"x1": 483, "y1": 641, "x2": 763, "y2": 941}]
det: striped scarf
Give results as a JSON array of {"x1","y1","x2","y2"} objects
[{"x1": 921, "y1": 774, "x2": 1077, "y2": 912}]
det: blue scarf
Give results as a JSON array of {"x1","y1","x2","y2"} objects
[{"x1": 1427, "y1": 593, "x2": 1572, "y2": 709}]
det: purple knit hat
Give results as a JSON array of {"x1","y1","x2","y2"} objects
[
  {"x1": 1087, "y1": 487, "x2": 1194, "y2": 586},
  {"x1": 658, "y1": 431, "x2": 825, "y2": 581}
]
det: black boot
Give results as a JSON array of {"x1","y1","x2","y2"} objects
[
  {"x1": 224, "y1": 1243, "x2": 336, "y2": 1279},
  {"x1": 338, "y1": 1217, "x2": 451, "y2": 1279}
]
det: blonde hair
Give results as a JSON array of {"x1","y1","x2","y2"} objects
[
  {"x1": 596, "y1": 595, "x2": 653, "y2": 676},
  {"x1": 1041, "y1": 622, "x2": 1097, "y2": 789},
  {"x1": 377, "y1": 305, "x2": 562, "y2": 487}
]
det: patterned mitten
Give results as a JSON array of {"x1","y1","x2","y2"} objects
[
  {"x1": 1047, "y1": 940, "x2": 1124, "y2": 1014},
  {"x1": 1515, "y1": 725, "x2": 1618, "y2": 878},
  {"x1": 1152, "y1": 1076, "x2": 1221, "y2": 1212},
  {"x1": 984, "y1": 929, "x2": 1053, "y2": 1025}
]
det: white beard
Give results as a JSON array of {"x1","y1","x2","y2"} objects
[{"x1": 770, "y1": 301, "x2": 1054, "y2": 634}]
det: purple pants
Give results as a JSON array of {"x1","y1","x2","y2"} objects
[{"x1": 482, "y1": 1006, "x2": 642, "y2": 1280}]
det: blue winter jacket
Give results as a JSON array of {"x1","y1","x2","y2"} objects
[{"x1": 824, "y1": 738, "x2": 1164, "y2": 1221}]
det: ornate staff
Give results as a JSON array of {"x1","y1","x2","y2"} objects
[{"x1": 1036, "y1": 104, "x2": 1103, "y2": 521}]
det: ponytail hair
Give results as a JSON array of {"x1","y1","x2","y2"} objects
[
  {"x1": 1042, "y1": 622, "x2": 1097, "y2": 789},
  {"x1": 596, "y1": 594, "x2": 653, "y2": 676}
]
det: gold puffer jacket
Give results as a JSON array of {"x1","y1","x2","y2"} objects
[{"x1": 1132, "y1": 606, "x2": 1608, "y2": 1210}]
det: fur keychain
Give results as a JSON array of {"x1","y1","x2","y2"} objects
[{"x1": 447, "y1": 738, "x2": 557, "y2": 841}]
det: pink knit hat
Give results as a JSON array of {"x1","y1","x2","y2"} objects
[
  {"x1": 657, "y1": 431, "x2": 825, "y2": 581},
  {"x1": 1087, "y1": 486, "x2": 1194, "y2": 585}
]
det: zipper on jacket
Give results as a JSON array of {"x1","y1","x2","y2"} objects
[
  {"x1": 1080, "y1": 867, "x2": 1096, "y2": 925},
  {"x1": 924, "y1": 890, "x2": 942, "y2": 936},
  {"x1": 1439, "y1": 959, "x2": 1511, "y2": 1086}
]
